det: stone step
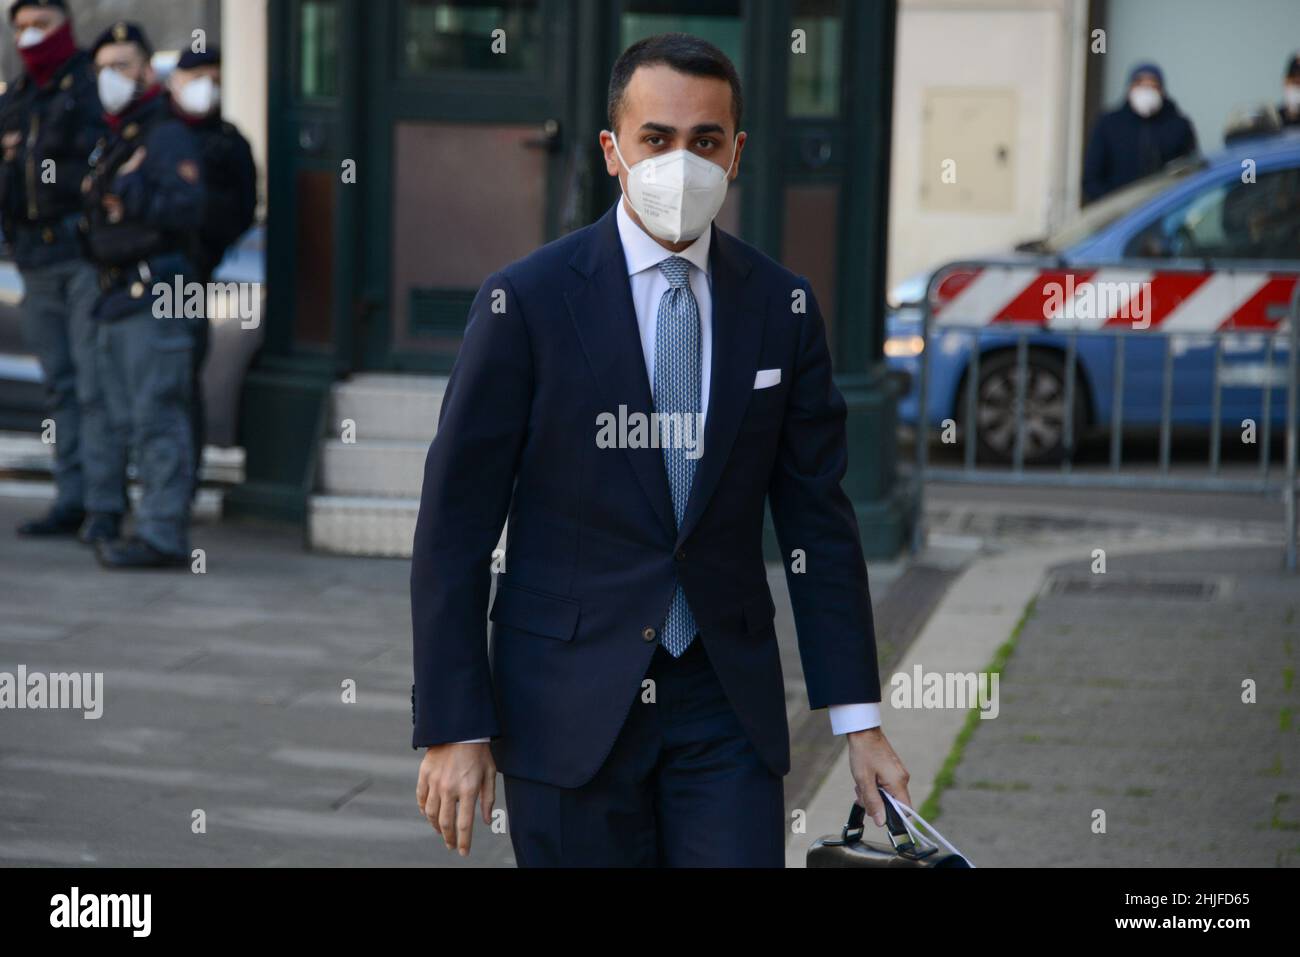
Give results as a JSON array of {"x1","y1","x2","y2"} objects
[
  {"x1": 327, "y1": 373, "x2": 447, "y2": 443},
  {"x1": 309, "y1": 375, "x2": 446, "y2": 555},
  {"x1": 307, "y1": 493, "x2": 507, "y2": 560},
  {"x1": 317, "y1": 438, "x2": 427, "y2": 498},
  {"x1": 307, "y1": 494, "x2": 420, "y2": 558}
]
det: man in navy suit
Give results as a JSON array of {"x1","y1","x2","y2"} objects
[{"x1": 412, "y1": 33, "x2": 911, "y2": 867}]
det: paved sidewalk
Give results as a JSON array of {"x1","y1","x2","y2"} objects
[
  {"x1": 0, "y1": 496, "x2": 910, "y2": 866},
  {"x1": 11, "y1": 486, "x2": 1292, "y2": 868},
  {"x1": 0, "y1": 501, "x2": 468, "y2": 866},
  {"x1": 794, "y1": 529, "x2": 1300, "y2": 867}
]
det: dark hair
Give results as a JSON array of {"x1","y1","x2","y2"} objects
[{"x1": 607, "y1": 32, "x2": 743, "y2": 135}]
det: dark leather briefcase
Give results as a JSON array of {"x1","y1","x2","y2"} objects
[{"x1": 807, "y1": 790, "x2": 973, "y2": 868}]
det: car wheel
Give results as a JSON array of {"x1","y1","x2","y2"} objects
[{"x1": 964, "y1": 349, "x2": 1085, "y2": 465}]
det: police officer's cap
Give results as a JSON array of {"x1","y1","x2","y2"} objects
[
  {"x1": 176, "y1": 46, "x2": 220, "y2": 71},
  {"x1": 8, "y1": 0, "x2": 68, "y2": 22},
  {"x1": 91, "y1": 21, "x2": 153, "y2": 59}
]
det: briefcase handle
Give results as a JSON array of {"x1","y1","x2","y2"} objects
[{"x1": 841, "y1": 790, "x2": 937, "y2": 861}]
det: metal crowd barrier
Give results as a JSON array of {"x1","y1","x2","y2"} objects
[{"x1": 911, "y1": 260, "x2": 1300, "y2": 570}]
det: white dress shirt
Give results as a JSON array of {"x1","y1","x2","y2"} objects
[{"x1": 452, "y1": 202, "x2": 879, "y2": 744}]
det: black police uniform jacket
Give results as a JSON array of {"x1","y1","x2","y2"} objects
[
  {"x1": 81, "y1": 91, "x2": 205, "y2": 322},
  {"x1": 0, "y1": 48, "x2": 104, "y2": 269},
  {"x1": 182, "y1": 110, "x2": 255, "y2": 280}
]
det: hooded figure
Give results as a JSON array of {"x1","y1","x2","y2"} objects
[
  {"x1": 1082, "y1": 62, "x2": 1198, "y2": 204},
  {"x1": 1280, "y1": 52, "x2": 1300, "y2": 129}
]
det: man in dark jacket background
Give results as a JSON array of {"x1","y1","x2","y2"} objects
[
  {"x1": 1, "y1": 0, "x2": 110, "y2": 540},
  {"x1": 1082, "y1": 62, "x2": 1198, "y2": 204}
]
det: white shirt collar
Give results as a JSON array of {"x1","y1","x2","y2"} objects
[{"x1": 615, "y1": 198, "x2": 712, "y2": 278}]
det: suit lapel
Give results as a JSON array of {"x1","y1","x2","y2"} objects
[
  {"x1": 675, "y1": 225, "x2": 762, "y2": 548},
  {"x1": 565, "y1": 207, "x2": 677, "y2": 539}
]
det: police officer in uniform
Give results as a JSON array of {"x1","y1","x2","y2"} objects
[
  {"x1": 166, "y1": 44, "x2": 256, "y2": 486},
  {"x1": 81, "y1": 22, "x2": 205, "y2": 569},
  {"x1": 167, "y1": 46, "x2": 255, "y2": 281},
  {"x1": 1, "y1": 0, "x2": 116, "y2": 541}
]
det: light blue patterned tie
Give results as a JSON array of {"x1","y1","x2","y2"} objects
[{"x1": 653, "y1": 256, "x2": 701, "y2": 657}]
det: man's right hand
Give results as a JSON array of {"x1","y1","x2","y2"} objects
[
  {"x1": 416, "y1": 742, "x2": 496, "y2": 857},
  {"x1": 2, "y1": 130, "x2": 22, "y2": 162}
]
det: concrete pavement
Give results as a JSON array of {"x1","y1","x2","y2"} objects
[
  {"x1": 0, "y1": 494, "x2": 914, "y2": 866},
  {"x1": 791, "y1": 495, "x2": 1298, "y2": 867},
  {"x1": 0, "y1": 499, "x2": 508, "y2": 866},
  {"x1": 6, "y1": 479, "x2": 1295, "y2": 868}
]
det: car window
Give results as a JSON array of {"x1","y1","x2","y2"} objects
[
  {"x1": 1042, "y1": 160, "x2": 1200, "y2": 253},
  {"x1": 1124, "y1": 166, "x2": 1300, "y2": 261}
]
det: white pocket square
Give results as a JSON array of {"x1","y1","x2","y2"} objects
[{"x1": 753, "y1": 368, "x2": 781, "y2": 390}]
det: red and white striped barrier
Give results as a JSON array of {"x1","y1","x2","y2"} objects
[{"x1": 931, "y1": 265, "x2": 1298, "y2": 332}]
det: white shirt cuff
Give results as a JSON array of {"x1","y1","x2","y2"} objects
[
  {"x1": 828, "y1": 702, "x2": 881, "y2": 735},
  {"x1": 453, "y1": 738, "x2": 490, "y2": 744}
]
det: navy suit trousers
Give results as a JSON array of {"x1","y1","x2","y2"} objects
[{"x1": 503, "y1": 639, "x2": 785, "y2": 867}]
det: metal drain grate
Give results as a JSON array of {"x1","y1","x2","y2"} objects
[{"x1": 1045, "y1": 576, "x2": 1223, "y2": 601}]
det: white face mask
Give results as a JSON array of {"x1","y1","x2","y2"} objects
[
  {"x1": 609, "y1": 132, "x2": 738, "y2": 243},
  {"x1": 175, "y1": 75, "x2": 220, "y2": 116},
  {"x1": 97, "y1": 67, "x2": 136, "y2": 115},
  {"x1": 1128, "y1": 86, "x2": 1163, "y2": 118},
  {"x1": 1285, "y1": 84, "x2": 1300, "y2": 111},
  {"x1": 16, "y1": 27, "x2": 46, "y2": 49}
]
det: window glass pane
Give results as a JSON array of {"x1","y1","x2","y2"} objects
[
  {"x1": 783, "y1": 184, "x2": 839, "y2": 339},
  {"x1": 1125, "y1": 168, "x2": 1300, "y2": 260},
  {"x1": 789, "y1": 0, "x2": 841, "y2": 118},
  {"x1": 620, "y1": 0, "x2": 743, "y2": 78},
  {"x1": 294, "y1": 170, "x2": 335, "y2": 346},
  {"x1": 390, "y1": 122, "x2": 548, "y2": 356},
  {"x1": 299, "y1": 0, "x2": 339, "y2": 98},
  {"x1": 404, "y1": 0, "x2": 542, "y2": 74}
]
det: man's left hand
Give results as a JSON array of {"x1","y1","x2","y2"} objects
[{"x1": 846, "y1": 727, "x2": 911, "y2": 827}]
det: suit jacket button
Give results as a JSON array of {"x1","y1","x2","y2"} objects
[
  {"x1": 642, "y1": 627, "x2": 656, "y2": 642},
  {"x1": 675, "y1": 549, "x2": 686, "y2": 561}
]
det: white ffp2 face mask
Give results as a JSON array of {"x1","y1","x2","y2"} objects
[
  {"x1": 98, "y1": 67, "x2": 136, "y2": 115},
  {"x1": 1284, "y1": 84, "x2": 1300, "y2": 111},
  {"x1": 175, "y1": 75, "x2": 220, "y2": 117},
  {"x1": 1128, "y1": 86, "x2": 1163, "y2": 118},
  {"x1": 610, "y1": 133, "x2": 738, "y2": 243},
  {"x1": 17, "y1": 27, "x2": 46, "y2": 49}
]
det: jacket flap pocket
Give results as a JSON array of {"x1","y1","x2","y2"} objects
[
  {"x1": 489, "y1": 583, "x2": 580, "y2": 641},
  {"x1": 743, "y1": 592, "x2": 777, "y2": 635}
]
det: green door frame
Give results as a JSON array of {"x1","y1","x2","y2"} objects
[
  {"x1": 356, "y1": 0, "x2": 579, "y2": 372},
  {"x1": 228, "y1": 0, "x2": 364, "y2": 521},
  {"x1": 259, "y1": 0, "x2": 366, "y2": 377},
  {"x1": 240, "y1": 0, "x2": 910, "y2": 554}
]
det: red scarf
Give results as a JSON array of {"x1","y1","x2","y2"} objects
[
  {"x1": 104, "y1": 83, "x2": 162, "y2": 133},
  {"x1": 18, "y1": 19, "x2": 77, "y2": 89}
]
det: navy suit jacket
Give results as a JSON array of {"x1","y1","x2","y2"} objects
[{"x1": 411, "y1": 202, "x2": 881, "y2": 788}]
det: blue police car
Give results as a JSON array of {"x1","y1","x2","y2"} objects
[{"x1": 887, "y1": 130, "x2": 1300, "y2": 464}]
